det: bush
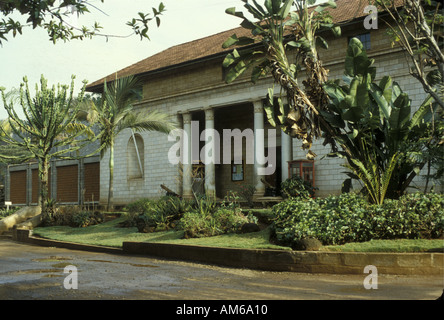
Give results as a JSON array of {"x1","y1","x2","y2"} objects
[
  {"x1": 124, "y1": 196, "x2": 193, "y2": 231},
  {"x1": 238, "y1": 184, "x2": 256, "y2": 208},
  {"x1": 71, "y1": 211, "x2": 104, "y2": 228},
  {"x1": 367, "y1": 192, "x2": 444, "y2": 239},
  {"x1": 180, "y1": 207, "x2": 255, "y2": 239},
  {"x1": 0, "y1": 207, "x2": 20, "y2": 219},
  {"x1": 271, "y1": 192, "x2": 444, "y2": 248},
  {"x1": 41, "y1": 205, "x2": 104, "y2": 228},
  {"x1": 280, "y1": 176, "x2": 317, "y2": 199}
]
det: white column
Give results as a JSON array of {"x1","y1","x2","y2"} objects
[
  {"x1": 253, "y1": 100, "x2": 266, "y2": 198},
  {"x1": 182, "y1": 112, "x2": 193, "y2": 199},
  {"x1": 281, "y1": 130, "x2": 292, "y2": 182},
  {"x1": 204, "y1": 107, "x2": 216, "y2": 198}
]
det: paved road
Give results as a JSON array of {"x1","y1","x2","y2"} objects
[{"x1": 0, "y1": 238, "x2": 443, "y2": 301}]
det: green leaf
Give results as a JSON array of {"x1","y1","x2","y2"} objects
[
  {"x1": 319, "y1": 110, "x2": 345, "y2": 129},
  {"x1": 250, "y1": 58, "x2": 269, "y2": 83},
  {"x1": 342, "y1": 107, "x2": 364, "y2": 122},
  {"x1": 323, "y1": 82, "x2": 346, "y2": 107},
  {"x1": 370, "y1": 84, "x2": 391, "y2": 120},
  {"x1": 389, "y1": 93, "x2": 411, "y2": 130},
  {"x1": 223, "y1": 34, "x2": 240, "y2": 48},
  {"x1": 286, "y1": 40, "x2": 301, "y2": 48},
  {"x1": 222, "y1": 52, "x2": 236, "y2": 68},
  {"x1": 408, "y1": 95, "x2": 434, "y2": 130},
  {"x1": 240, "y1": 19, "x2": 258, "y2": 30},
  {"x1": 264, "y1": 103, "x2": 277, "y2": 127},
  {"x1": 225, "y1": 7, "x2": 247, "y2": 19},
  {"x1": 264, "y1": 0, "x2": 273, "y2": 15},
  {"x1": 316, "y1": 35, "x2": 328, "y2": 49},
  {"x1": 331, "y1": 26, "x2": 341, "y2": 37},
  {"x1": 278, "y1": 0, "x2": 294, "y2": 19},
  {"x1": 225, "y1": 61, "x2": 249, "y2": 84},
  {"x1": 242, "y1": 0, "x2": 267, "y2": 20},
  {"x1": 378, "y1": 76, "x2": 392, "y2": 103}
]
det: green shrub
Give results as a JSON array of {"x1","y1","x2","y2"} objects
[
  {"x1": 71, "y1": 211, "x2": 104, "y2": 228},
  {"x1": 271, "y1": 192, "x2": 444, "y2": 248},
  {"x1": 280, "y1": 176, "x2": 317, "y2": 199},
  {"x1": 367, "y1": 192, "x2": 444, "y2": 239},
  {"x1": 0, "y1": 207, "x2": 20, "y2": 219},
  {"x1": 122, "y1": 198, "x2": 156, "y2": 226},
  {"x1": 238, "y1": 184, "x2": 256, "y2": 207},
  {"x1": 124, "y1": 196, "x2": 193, "y2": 231},
  {"x1": 180, "y1": 207, "x2": 255, "y2": 239},
  {"x1": 41, "y1": 205, "x2": 104, "y2": 228}
]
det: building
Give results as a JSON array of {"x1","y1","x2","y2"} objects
[
  {"x1": 7, "y1": 0, "x2": 430, "y2": 207},
  {"x1": 3, "y1": 130, "x2": 101, "y2": 207},
  {"x1": 5, "y1": 156, "x2": 100, "y2": 206}
]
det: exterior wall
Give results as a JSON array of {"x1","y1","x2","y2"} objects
[
  {"x1": 100, "y1": 23, "x2": 441, "y2": 205},
  {"x1": 6, "y1": 157, "x2": 100, "y2": 206}
]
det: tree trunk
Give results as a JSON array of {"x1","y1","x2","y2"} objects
[
  {"x1": 107, "y1": 138, "x2": 114, "y2": 211},
  {"x1": 0, "y1": 206, "x2": 41, "y2": 234},
  {"x1": 15, "y1": 214, "x2": 42, "y2": 230},
  {"x1": 38, "y1": 156, "x2": 50, "y2": 218}
]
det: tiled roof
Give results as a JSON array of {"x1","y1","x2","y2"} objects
[{"x1": 86, "y1": 0, "x2": 382, "y2": 91}]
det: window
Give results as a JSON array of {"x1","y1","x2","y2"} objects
[
  {"x1": 349, "y1": 33, "x2": 371, "y2": 50},
  {"x1": 127, "y1": 133, "x2": 144, "y2": 179},
  {"x1": 231, "y1": 161, "x2": 244, "y2": 182}
]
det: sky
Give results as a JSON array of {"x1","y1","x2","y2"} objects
[
  {"x1": 0, "y1": 0, "x2": 326, "y2": 120},
  {"x1": 0, "y1": 0, "x2": 247, "y2": 119}
]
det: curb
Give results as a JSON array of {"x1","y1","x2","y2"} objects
[{"x1": 11, "y1": 228, "x2": 444, "y2": 276}]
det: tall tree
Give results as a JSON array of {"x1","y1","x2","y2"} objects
[
  {"x1": 0, "y1": 75, "x2": 98, "y2": 215},
  {"x1": 222, "y1": 0, "x2": 443, "y2": 202},
  {"x1": 223, "y1": 0, "x2": 343, "y2": 159},
  {"x1": 78, "y1": 75, "x2": 175, "y2": 210},
  {"x1": 372, "y1": 0, "x2": 443, "y2": 108},
  {"x1": 0, "y1": 0, "x2": 165, "y2": 44}
]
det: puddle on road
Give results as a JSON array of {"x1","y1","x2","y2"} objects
[
  {"x1": 26, "y1": 256, "x2": 77, "y2": 275},
  {"x1": 32, "y1": 256, "x2": 72, "y2": 263},
  {"x1": 15, "y1": 269, "x2": 60, "y2": 275},
  {"x1": 52, "y1": 262, "x2": 77, "y2": 269},
  {"x1": 87, "y1": 259, "x2": 158, "y2": 268},
  {"x1": 129, "y1": 263, "x2": 159, "y2": 268}
]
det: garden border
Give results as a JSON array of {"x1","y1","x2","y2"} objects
[{"x1": 10, "y1": 228, "x2": 444, "y2": 275}]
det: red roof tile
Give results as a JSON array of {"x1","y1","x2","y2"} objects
[{"x1": 86, "y1": 0, "x2": 389, "y2": 91}]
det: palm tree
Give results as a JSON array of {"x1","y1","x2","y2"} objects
[{"x1": 80, "y1": 75, "x2": 175, "y2": 210}]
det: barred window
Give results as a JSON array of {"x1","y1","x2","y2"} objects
[{"x1": 349, "y1": 33, "x2": 371, "y2": 50}]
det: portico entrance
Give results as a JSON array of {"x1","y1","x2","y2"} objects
[{"x1": 179, "y1": 99, "x2": 292, "y2": 200}]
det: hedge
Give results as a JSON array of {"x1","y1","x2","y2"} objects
[{"x1": 271, "y1": 192, "x2": 444, "y2": 248}]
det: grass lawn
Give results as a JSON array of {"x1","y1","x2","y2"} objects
[
  {"x1": 32, "y1": 216, "x2": 444, "y2": 253},
  {"x1": 323, "y1": 239, "x2": 444, "y2": 253},
  {"x1": 33, "y1": 217, "x2": 290, "y2": 250}
]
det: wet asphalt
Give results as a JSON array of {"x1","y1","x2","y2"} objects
[{"x1": 0, "y1": 238, "x2": 443, "y2": 301}]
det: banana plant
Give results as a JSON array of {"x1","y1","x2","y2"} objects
[
  {"x1": 323, "y1": 38, "x2": 443, "y2": 201},
  {"x1": 223, "y1": 0, "x2": 342, "y2": 159}
]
